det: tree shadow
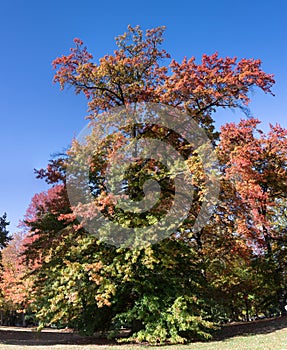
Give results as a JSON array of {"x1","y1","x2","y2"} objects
[
  {"x1": 0, "y1": 317, "x2": 286, "y2": 346},
  {"x1": 213, "y1": 315, "x2": 287, "y2": 341},
  {"x1": 0, "y1": 327, "x2": 118, "y2": 346}
]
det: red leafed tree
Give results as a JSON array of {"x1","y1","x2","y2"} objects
[
  {"x1": 7, "y1": 181, "x2": 74, "y2": 326},
  {"x1": 21, "y1": 183, "x2": 71, "y2": 264},
  {"x1": 218, "y1": 118, "x2": 287, "y2": 314},
  {"x1": 159, "y1": 54, "x2": 274, "y2": 138},
  {"x1": 0, "y1": 232, "x2": 31, "y2": 325}
]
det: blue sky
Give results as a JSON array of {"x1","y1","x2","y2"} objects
[{"x1": 0, "y1": 0, "x2": 286, "y2": 234}]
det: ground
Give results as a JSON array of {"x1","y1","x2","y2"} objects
[{"x1": 0, "y1": 316, "x2": 286, "y2": 349}]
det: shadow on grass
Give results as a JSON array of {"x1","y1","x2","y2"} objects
[
  {"x1": 213, "y1": 315, "x2": 287, "y2": 341},
  {"x1": 0, "y1": 327, "x2": 118, "y2": 346},
  {"x1": 0, "y1": 316, "x2": 286, "y2": 346}
]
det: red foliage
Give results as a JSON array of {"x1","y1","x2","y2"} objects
[
  {"x1": 218, "y1": 118, "x2": 287, "y2": 251},
  {"x1": 52, "y1": 26, "x2": 274, "y2": 125}
]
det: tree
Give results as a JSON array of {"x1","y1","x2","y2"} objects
[
  {"x1": 0, "y1": 213, "x2": 11, "y2": 251},
  {"x1": 0, "y1": 232, "x2": 31, "y2": 326},
  {"x1": 0, "y1": 211, "x2": 12, "y2": 322},
  {"x1": 20, "y1": 25, "x2": 278, "y2": 344},
  {"x1": 218, "y1": 118, "x2": 287, "y2": 315}
]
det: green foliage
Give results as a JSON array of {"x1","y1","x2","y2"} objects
[
  {"x1": 117, "y1": 295, "x2": 217, "y2": 344},
  {"x1": 0, "y1": 212, "x2": 11, "y2": 250}
]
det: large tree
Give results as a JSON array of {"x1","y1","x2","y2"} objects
[{"x1": 20, "y1": 25, "x2": 281, "y2": 344}]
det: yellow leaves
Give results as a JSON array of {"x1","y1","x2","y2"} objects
[
  {"x1": 141, "y1": 246, "x2": 159, "y2": 269},
  {"x1": 95, "y1": 283, "x2": 116, "y2": 308}
]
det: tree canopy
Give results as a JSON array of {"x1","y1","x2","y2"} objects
[{"x1": 0, "y1": 26, "x2": 286, "y2": 344}]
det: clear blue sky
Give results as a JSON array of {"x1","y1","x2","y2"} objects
[{"x1": 0, "y1": 0, "x2": 286, "y2": 234}]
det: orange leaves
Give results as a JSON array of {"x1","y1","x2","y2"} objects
[
  {"x1": 84, "y1": 262, "x2": 104, "y2": 285},
  {"x1": 52, "y1": 37, "x2": 93, "y2": 93},
  {"x1": 52, "y1": 26, "x2": 169, "y2": 117},
  {"x1": 52, "y1": 25, "x2": 275, "y2": 137},
  {"x1": 0, "y1": 233, "x2": 31, "y2": 308},
  {"x1": 159, "y1": 53, "x2": 274, "y2": 120},
  {"x1": 218, "y1": 117, "x2": 287, "y2": 252}
]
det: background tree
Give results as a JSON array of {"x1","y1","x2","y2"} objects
[
  {"x1": 0, "y1": 213, "x2": 11, "y2": 252},
  {"x1": 218, "y1": 118, "x2": 287, "y2": 315},
  {"x1": 0, "y1": 232, "x2": 31, "y2": 326}
]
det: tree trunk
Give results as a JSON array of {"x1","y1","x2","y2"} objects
[
  {"x1": 277, "y1": 288, "x2": 287, "y2": 316},
  {"x1": 262, "y1": 222, "x2": 286, "y2": 316},
  {"x1": 245, "y1": 295, "x2": 249, "y2": 321},
  {"x1": 22, "y1": 310, "x2": 26, "y2": 327}
]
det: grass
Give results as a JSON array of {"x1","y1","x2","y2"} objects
[{"x1": 0, "y1": 317, "x2": 286, "y2": 350}]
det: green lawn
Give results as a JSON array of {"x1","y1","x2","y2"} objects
[{"x1": 0, "y1": 325, "x2": 287, "y2": 350}]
